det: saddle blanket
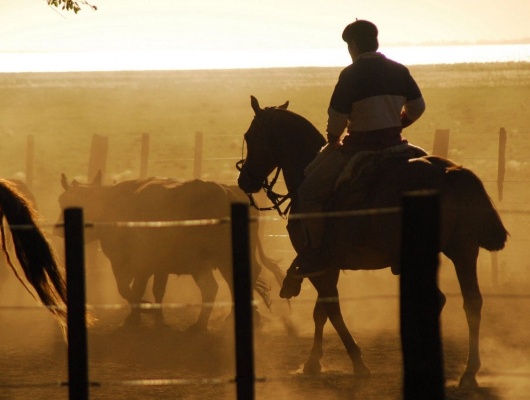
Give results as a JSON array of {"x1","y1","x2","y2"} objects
[{"x1": 335, "y1": 142, "x2": 428, "y2": 189}]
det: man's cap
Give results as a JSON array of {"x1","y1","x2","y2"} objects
[{"x1": 342, "y1": 20, "x2": 378, "y2": 44}]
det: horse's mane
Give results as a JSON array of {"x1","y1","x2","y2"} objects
[{"x1": 267, "y1": 107, "x2": 326, "y2": 153}]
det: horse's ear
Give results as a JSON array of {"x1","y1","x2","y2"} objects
[
  {"x1": 60, "y1": 173, "x2": 70, "y2": 190},
  {"x1": 93, "y1": 170, "x2": 103, "y2": 186},
  {"x1": 278, "y1": 100, "x2": 289, "y2": 110},
  {"x1": 250, "y1": 95, "x2": 262, "y2": 115}
]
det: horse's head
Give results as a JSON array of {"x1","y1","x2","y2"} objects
[
  {"x1": 237, "y1": 95, "x2": 326, "y2": 197},
  {"x1": 237, "y1": 96, "x2": 290, "y2": 194}
]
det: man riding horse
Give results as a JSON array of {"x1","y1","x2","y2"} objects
[{"x1": 292, "y1": 19, "x2": 427, "y2": 280}]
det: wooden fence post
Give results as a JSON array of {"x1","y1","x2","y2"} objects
[
  {"x1": 194, "y1": 131, "x2": 203, "y2": 179},
  {"x1": 64, "y1": 207, "x2": 89, "y2": 400},
  {"x1": 140, "y1": 133, "x2": 150, "y2": 179},
  {"x1": 400, "y1": 190, "x2": 445, "y2": 400},
  {"x1": 87, "y1": 134, "x2": 108, "y2": 183},
  {"x1": 432, "y1": 129, "x2": 450, "y2": 158},
  {"x1": 231, "y1": 202, "x2": 255, "y2": 400},
  {"x1": 25, "y1": 135, "x2": 34, "y2": 190}
]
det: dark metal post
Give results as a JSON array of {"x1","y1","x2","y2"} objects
[
  {"x1": 400, "y1": 191, "x2": 445, "y2": 400},
  {"x1": 230, "y1": 202, "x2": 255, "y2": 400},
  {"x1": 64, "y1": 207, "x2": 89, "y2": 400}
]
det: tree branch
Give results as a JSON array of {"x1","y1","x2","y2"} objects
[{"x1": 47, "y1": 0, "x2": 97, "y2": 14}]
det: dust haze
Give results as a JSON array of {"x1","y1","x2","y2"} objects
[{"x1": 0, "y1": 63, "x2": 529, "y2": 399}]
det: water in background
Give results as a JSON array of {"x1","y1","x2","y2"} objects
[{"x1": 0, "y1": 44, "x2": 529, "y2": 73}]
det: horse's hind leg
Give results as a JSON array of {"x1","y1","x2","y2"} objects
[
  {"x1": 451, "y1": 247, "x2": 482, "y2": 388},
  {"x1": 310, "y1": 271, "x2": 371, "y2": 377}
]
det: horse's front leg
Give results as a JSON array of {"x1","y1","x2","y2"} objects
[
  {"x1": 311, "y1": 271, "x2": 371, "y2": 377},
  {"x1": 303, "y1": 300, "x2": 327, "y2": 374}
]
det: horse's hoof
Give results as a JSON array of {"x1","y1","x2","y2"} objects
[
  {"x1": 458, "y1": 371, "x2": 479, "y2": 389},
  {"x1": 279, "y1": 274, "x2": 302, "y2": 299},
  {"x1": 303, "y1": 360, "x2": 321, "y2": 375}
]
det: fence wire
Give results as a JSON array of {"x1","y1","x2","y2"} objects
[{"x1": 1, "y1": 204, "x2": 529, "y2": 394}]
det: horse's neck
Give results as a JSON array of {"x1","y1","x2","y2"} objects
[
  {"x1": 281, "y1": 156, "x2": 310, "y2": 196},
  {"x1": 273, "y1": 109, "x2": 325, "y2": 196}
]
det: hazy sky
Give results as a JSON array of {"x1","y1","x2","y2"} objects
[{"x1": 1, "y1": 0, "x2": 529, "y2": 70}]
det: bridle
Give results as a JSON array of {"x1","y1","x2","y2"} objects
[
  {"x1": 235, "y1": 110, "x2": 292, "y2": 219},
  {"x1": 235, "y1": 159, "x2": 291, "y2": 218}
]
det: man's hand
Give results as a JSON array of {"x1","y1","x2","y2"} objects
[{"x1": 401, "y1": 110, "x2": 415, "y2": 128}]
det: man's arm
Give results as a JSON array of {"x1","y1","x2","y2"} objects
[
  {"x1": 401, "y1": 96, "x2": 426, "y2": 128},
  {"x1": 326, "y1": 106, "x2": 349, "y2": 143}
]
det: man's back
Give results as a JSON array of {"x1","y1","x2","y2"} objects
[{"x1": 330, "y1": 52, "x2": 422, "y2": 135}]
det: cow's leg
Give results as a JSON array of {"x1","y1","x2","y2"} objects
[
  {"x1": 189, "y1": 269, "x2": 218, "y2": 332},
  {"x1": 110, "y1": 263, "x2": 141, "y2": 325},
  {"x1": 124, "y1": 269, "x2": 151, "y2": 326},
  {"x1": 152, "y1": 272, "x2": 169, "y2": 326},
  {"x1": 217, "y1": 261, "x2": 236, "y2": 321}
]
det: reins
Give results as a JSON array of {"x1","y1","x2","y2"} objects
[
  {"x1": 235, "y1": 160, "x2": 292, "y2": 219},
  {"x1": 235, "y1": 107, "x2": 293, "y2": 219}
]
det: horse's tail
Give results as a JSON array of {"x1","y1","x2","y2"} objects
[
  {"x1": 251, "y1": 237, "x2": 288, "y2": 310},
  {"x1": 446, "y1": 167, "x2": 508, "y2": 251},
  {"x1": 0, "y1": 179, "x2": 67, "y2": 331}
]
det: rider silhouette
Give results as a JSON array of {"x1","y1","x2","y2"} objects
[{"x1": 292, "y1": 19, "x2": 426, "y2": 279}]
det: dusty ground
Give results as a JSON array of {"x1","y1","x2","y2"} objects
[{"x1": 0, "y1": 261, "x2": 529, "y2": 400}]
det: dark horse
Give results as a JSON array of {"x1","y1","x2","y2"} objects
[
  {"x1": 0, "y1": 178, "x2": 67, "y2": 332},
  {"x1": 56, "y1": 173, "x2": 284, "y2": 330},
  {"x1": 237, "y1": 96, "x2": 508, "y2": 388}
]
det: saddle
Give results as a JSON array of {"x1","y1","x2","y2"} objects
[{"x1": 333, "y1": 143, "x2": 428, "y2": 207}]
